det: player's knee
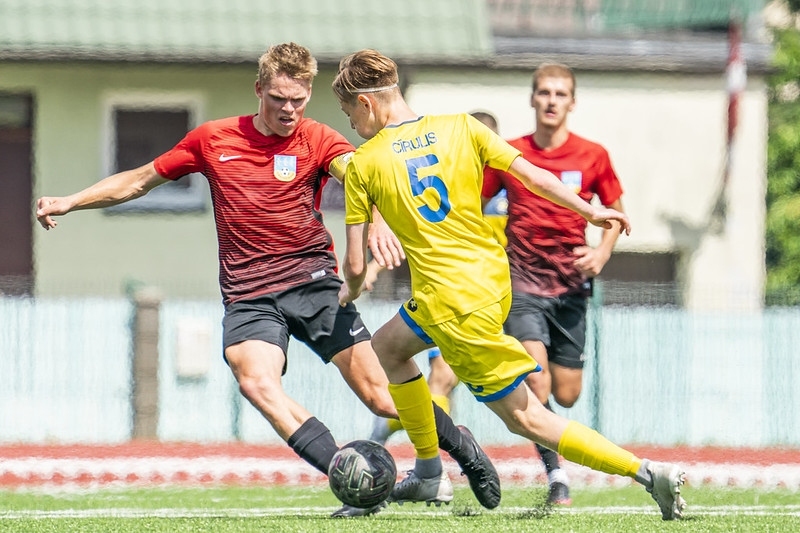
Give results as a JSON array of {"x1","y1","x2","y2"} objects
[
  {"x1": 367, "y1": 397, "x2": 397, "y2": 419},
  {"x1": 501, "y1": 411, "x2": 527, "y2": 437},
  {"x1": 554, "y1": 397, "x2": 577, "y2": 408},
  {"x1": 552, "y1": 389, "x2": 581, "y2": 408},
  {"x1": 358, "y1": 385, "x2": 398, "y2": 419},
  {"x1": 348, "y1": 378, "x2": 397, "y2": 418},
  {"x1": 428, "y1": 376, "x2": 458, "y2": 397},
  {"x1": 236, "y1": 374, "x2": 274, "y2": 404}
]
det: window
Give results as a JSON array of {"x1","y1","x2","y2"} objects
[
  {"x1": 0, "y1": 93, "x2": 34, "y2": 296},
  {"x1": 319, "y1": 178, "x2": 345, "y2": 211},
  {"x1": 597, "y1": 251, "x2": 681, "y2": 306},
  {"x1": 102, "y1": 93, "x2": 207, "y2": 213}
]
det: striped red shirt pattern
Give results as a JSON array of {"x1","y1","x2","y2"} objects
[
  {"x1": 154, "y1": 116, "x2": 354, "y2": 304},
  {"x1": 483, "y1": 132, "x2": 623, "y2": 297}
]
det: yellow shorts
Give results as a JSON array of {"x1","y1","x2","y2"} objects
[{"x1": 401, "y1": 292, "x2": 540, "y2": 402}]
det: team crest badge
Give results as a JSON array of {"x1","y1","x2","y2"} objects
[
  {"x1": 465, "y1": 382, "x2": 485, "y2": 394},
  {"x1": 274, "y1": 155, "x2": 297, "y2": 182},
  {"x1": 561, "y1": 170, "x2": 582, "y2": 193},
  {"x1": 406, "y1": 298, "x2": 418, "y2": 312}
]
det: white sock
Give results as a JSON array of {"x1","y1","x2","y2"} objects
[{"x1": 548, "y1": 468, "x2": 569, "y2": 486}]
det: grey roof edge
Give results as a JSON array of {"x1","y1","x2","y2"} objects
[
  {"x1": 492, "y1": 36, "x2": 774, "y2": 74},
  {"x1": 0, "y1": 47, "x2": 493, "y2": 68},
  {"x1": 0, "y1": 37, "x2": 773, "y2": 74}
]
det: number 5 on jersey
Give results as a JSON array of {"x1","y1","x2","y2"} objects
[{"x1": 405, "y1": 154, "x2": 450, "y2": 223}]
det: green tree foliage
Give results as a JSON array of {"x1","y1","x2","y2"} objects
[{"x1": 766, "y1": 28, "x2": 800, "y2": 304}]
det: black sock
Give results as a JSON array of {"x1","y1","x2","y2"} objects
[
  {"x1": 287, "y1": 416, "x2": 339, "y2": 475},
  {"x1": 433, "y1": 403, "x2": 474, "y2": 464},
  {"x1": 536, "y1": 401, "x2": 561, "y2": 474}
]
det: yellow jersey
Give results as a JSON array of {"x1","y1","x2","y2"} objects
[
  {"x1": 345, "y1": 114, "x2": 520, "y2": 325},
  {"x1": 484, "y1": 189, "x2": 508, "y2": 247}
]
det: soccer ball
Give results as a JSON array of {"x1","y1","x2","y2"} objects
[{"x1": 328, "y1": 440, "x2": 397, "y2": 508}]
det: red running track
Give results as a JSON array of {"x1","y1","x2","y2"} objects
[{"x1": 1, "y1": 442, "x2": 799, "y2": 490}]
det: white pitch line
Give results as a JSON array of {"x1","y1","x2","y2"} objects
[{"x1": 2, "y1": 505, "x2": 800, "y2": 519}]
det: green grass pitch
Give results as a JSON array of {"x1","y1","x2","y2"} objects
[{"x1": 1, "y1": 484, "x2": 799, "y2": 532}]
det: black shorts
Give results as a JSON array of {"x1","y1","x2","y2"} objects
[
  {"x1": 503, "y1": 291, "x2": 587, "y2": 369},
  {"x1": 221, "y1": 276, "x2": 371, "y2": 371}
]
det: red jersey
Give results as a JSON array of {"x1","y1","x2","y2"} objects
[
  {"x1": 482, "y1": 132, "x2": 622, "y2": 297},
  {"x1": 154, "y1": 116, "x2": 354, "y2": 305}
]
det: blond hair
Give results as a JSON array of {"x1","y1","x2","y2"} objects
[
  {"x1": 257, "y1": 42, "x2": 318, "y2": 87},
  {"x1": 532, "y1": 62, "x2": 576, "y2": 96},
  {"x1": 332, "y1": 49, "x2": 400, "y2": 103}
]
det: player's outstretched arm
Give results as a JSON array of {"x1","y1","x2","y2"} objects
[
  {"x1": 36, "y1": 162, "x2": 169, "y2": 230},
  {"x1": 574, "y1": 198, "x2": 625, "y2": 277},
  {"x1": 508, "y1": 157, "x2": 631, "y2": 235}
]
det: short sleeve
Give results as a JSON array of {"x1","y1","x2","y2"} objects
[
  {"x1": 343, "y1": 160, "x2": 373, "y2": 225},
  {"x1": 306, "y1": 121, "x2": 356, "y2": 173},
  {"x1": 592, "y1": 149, "x2": 623, "y2": 206},
  {"x1": 153, "y1": 126, "x2": 206, "y2": 180}
]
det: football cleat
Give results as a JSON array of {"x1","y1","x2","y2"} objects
[
  {"x1": 455, "y1": 425, "x2": 501, "y2": 509},
  {"x1": 389, "y1": 469, "x2": 454, "y2": 507},
  {"x1": 645, "y1": 461, "x2": 687, "y2": 520},
  {"x1": 547, "y1": 481, "x2": 572, "y2": 506},
  {"x1": 330, "y1": 501, "x2": 386, "y2": 518}
]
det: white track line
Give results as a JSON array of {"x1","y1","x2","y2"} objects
[{"x1": 3, "y1": 457, "x2": 800, "y2": 491}]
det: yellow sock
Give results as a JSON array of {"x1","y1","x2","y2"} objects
[
  {"x1": 386, "y1": 418, "x2": 404, "y2": 434},
  {"x1": 557, "y1": 420, "x2": 642, "y2": 478},
  {"x1": 431, "y1": 394, "x2": 450, "y2": 415},
  {"x1": 384, "y1": 393, "x2": 449, "y2": 435},
  {"x1": 388, "y1": 376, "x2": 439, "y2": 459}
]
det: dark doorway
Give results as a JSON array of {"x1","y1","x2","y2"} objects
[{"x1": 0, "y1": 94, "x2": 34, "y2": 296}]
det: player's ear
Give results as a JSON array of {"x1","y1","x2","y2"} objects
[
  {"x1": 254, "y1": 81, "x2": 262, "y2": 98},
  {"x1": 357, "y1": 94, "x2": 372, "y2": 112}
]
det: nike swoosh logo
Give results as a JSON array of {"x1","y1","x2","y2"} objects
[
  {"x1": 349, "y1": 327, "x2": 365, "y2": 336},
  {"x1": 219, "y1": 154, "x2": 242, "y2": 162}
]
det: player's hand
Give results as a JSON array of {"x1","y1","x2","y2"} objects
[
  {"x1": 338, "y1": 282, "x2": 362, "y2": 307},
  {"x1": 573, "y1": 246, "x2": 610, "y2": 277},
  {"x1": 35, "y1": 196, "x2": 71, "y2": 230},
  {"x1": 368, "y1": 219, "x2": 405, "y2": 270},
  {"x1": 588, "y1": 208, "x2": 630, "y2": 235},
  {"x1": 360, "y1": 260, "x2": 382, "y2": 292}
]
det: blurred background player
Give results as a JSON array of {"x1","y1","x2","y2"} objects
[
  {"x1": 472, "y1": 111, "x2": 509, "y2": 247},
  {"x1": 482, "y1": 62, "x2": 625, "y2": 506}
]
